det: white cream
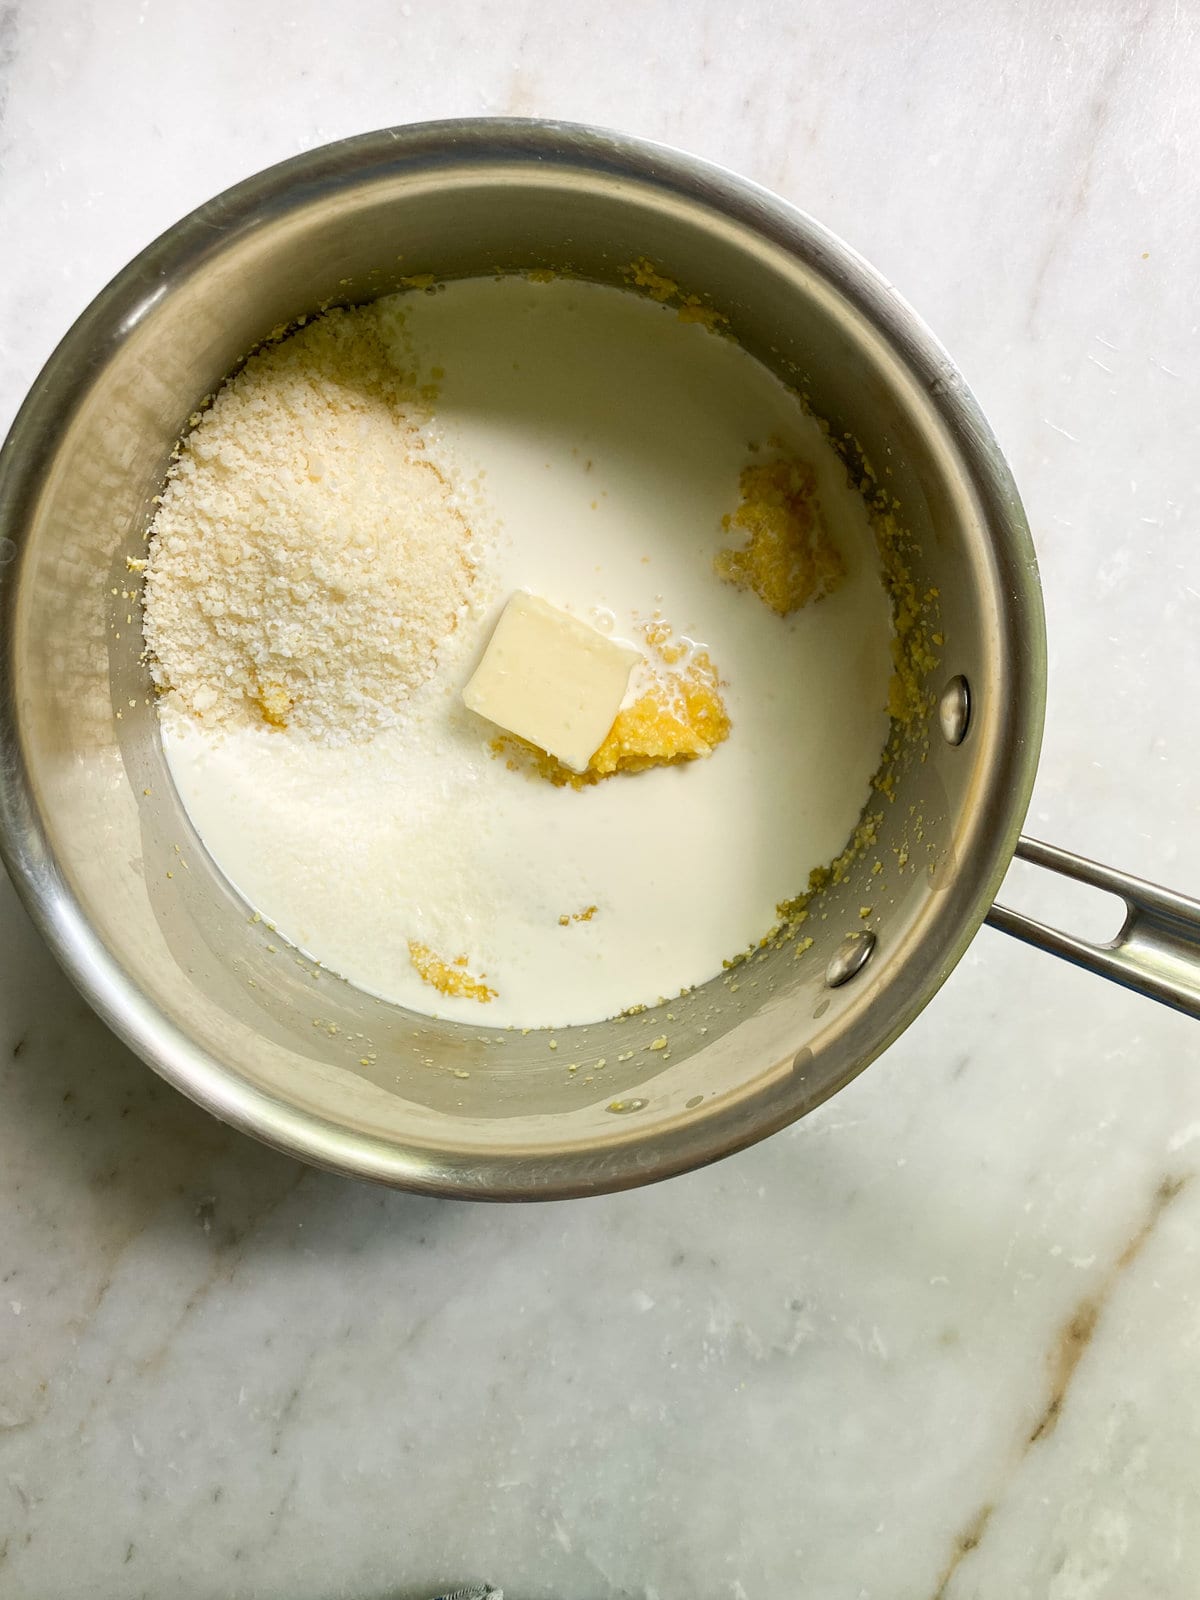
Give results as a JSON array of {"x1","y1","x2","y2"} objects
[{"x1": 160, "y1": 277, "x2": 894, "y2": 1030}]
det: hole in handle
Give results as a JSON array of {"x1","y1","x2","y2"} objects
[{"x1": 998, "y1": 852, "x2": 1128, "y2": 946}]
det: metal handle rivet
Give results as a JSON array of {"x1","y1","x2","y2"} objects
[
  {"x1": 825, "y1": 930, "x2": 877, "y2": 988},
  {"x1": 938, "y1": 674, "x2": 971, "y2": 746}
]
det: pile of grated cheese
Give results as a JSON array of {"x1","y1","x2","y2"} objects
[{"x1": 143, "y1": 301, "x2": 473, "y2": 746}]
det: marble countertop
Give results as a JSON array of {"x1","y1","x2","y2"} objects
[{"x1": 3, "y1": 3, "x2": 1200, "y2": 1596}]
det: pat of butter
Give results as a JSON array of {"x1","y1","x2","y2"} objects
[{"x1": 463, "y1": 592, "x2": 640, "y2": 772}]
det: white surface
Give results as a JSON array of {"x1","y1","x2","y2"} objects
[{"x1": 1, "y1": 2, "x2": 1199, "y2": 1597}]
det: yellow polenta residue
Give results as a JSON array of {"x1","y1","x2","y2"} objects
[
  {"x1": 590, "y1": 624, "x2": 729, "y2": 779},
  {"x1": 492, "y1": 619, "x2": 731, "y2": 789},
  {"x1": 558, "y1": 905, "x2": 599, "y2": 926},
  {"x1": 715, "y1": 456, "x2": 844, "y2": 616},
  {"x1": 407, "y1": 941, "x2": 496, "y2": 1003},
  {"x1": 256, "y1": 683, "x2": 293, "y2": 728},
  {"x1": 622, "y1": 258, "x2": 728, "y2": 332}
]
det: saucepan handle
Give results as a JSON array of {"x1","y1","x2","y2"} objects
[{"x1": 985, "y1": 836, "x2": 1200, "y2": 1020}]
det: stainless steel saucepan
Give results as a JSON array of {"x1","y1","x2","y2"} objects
[{"x1": 1, "y1": 120, "x2": 1197, "y2": 1198}]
